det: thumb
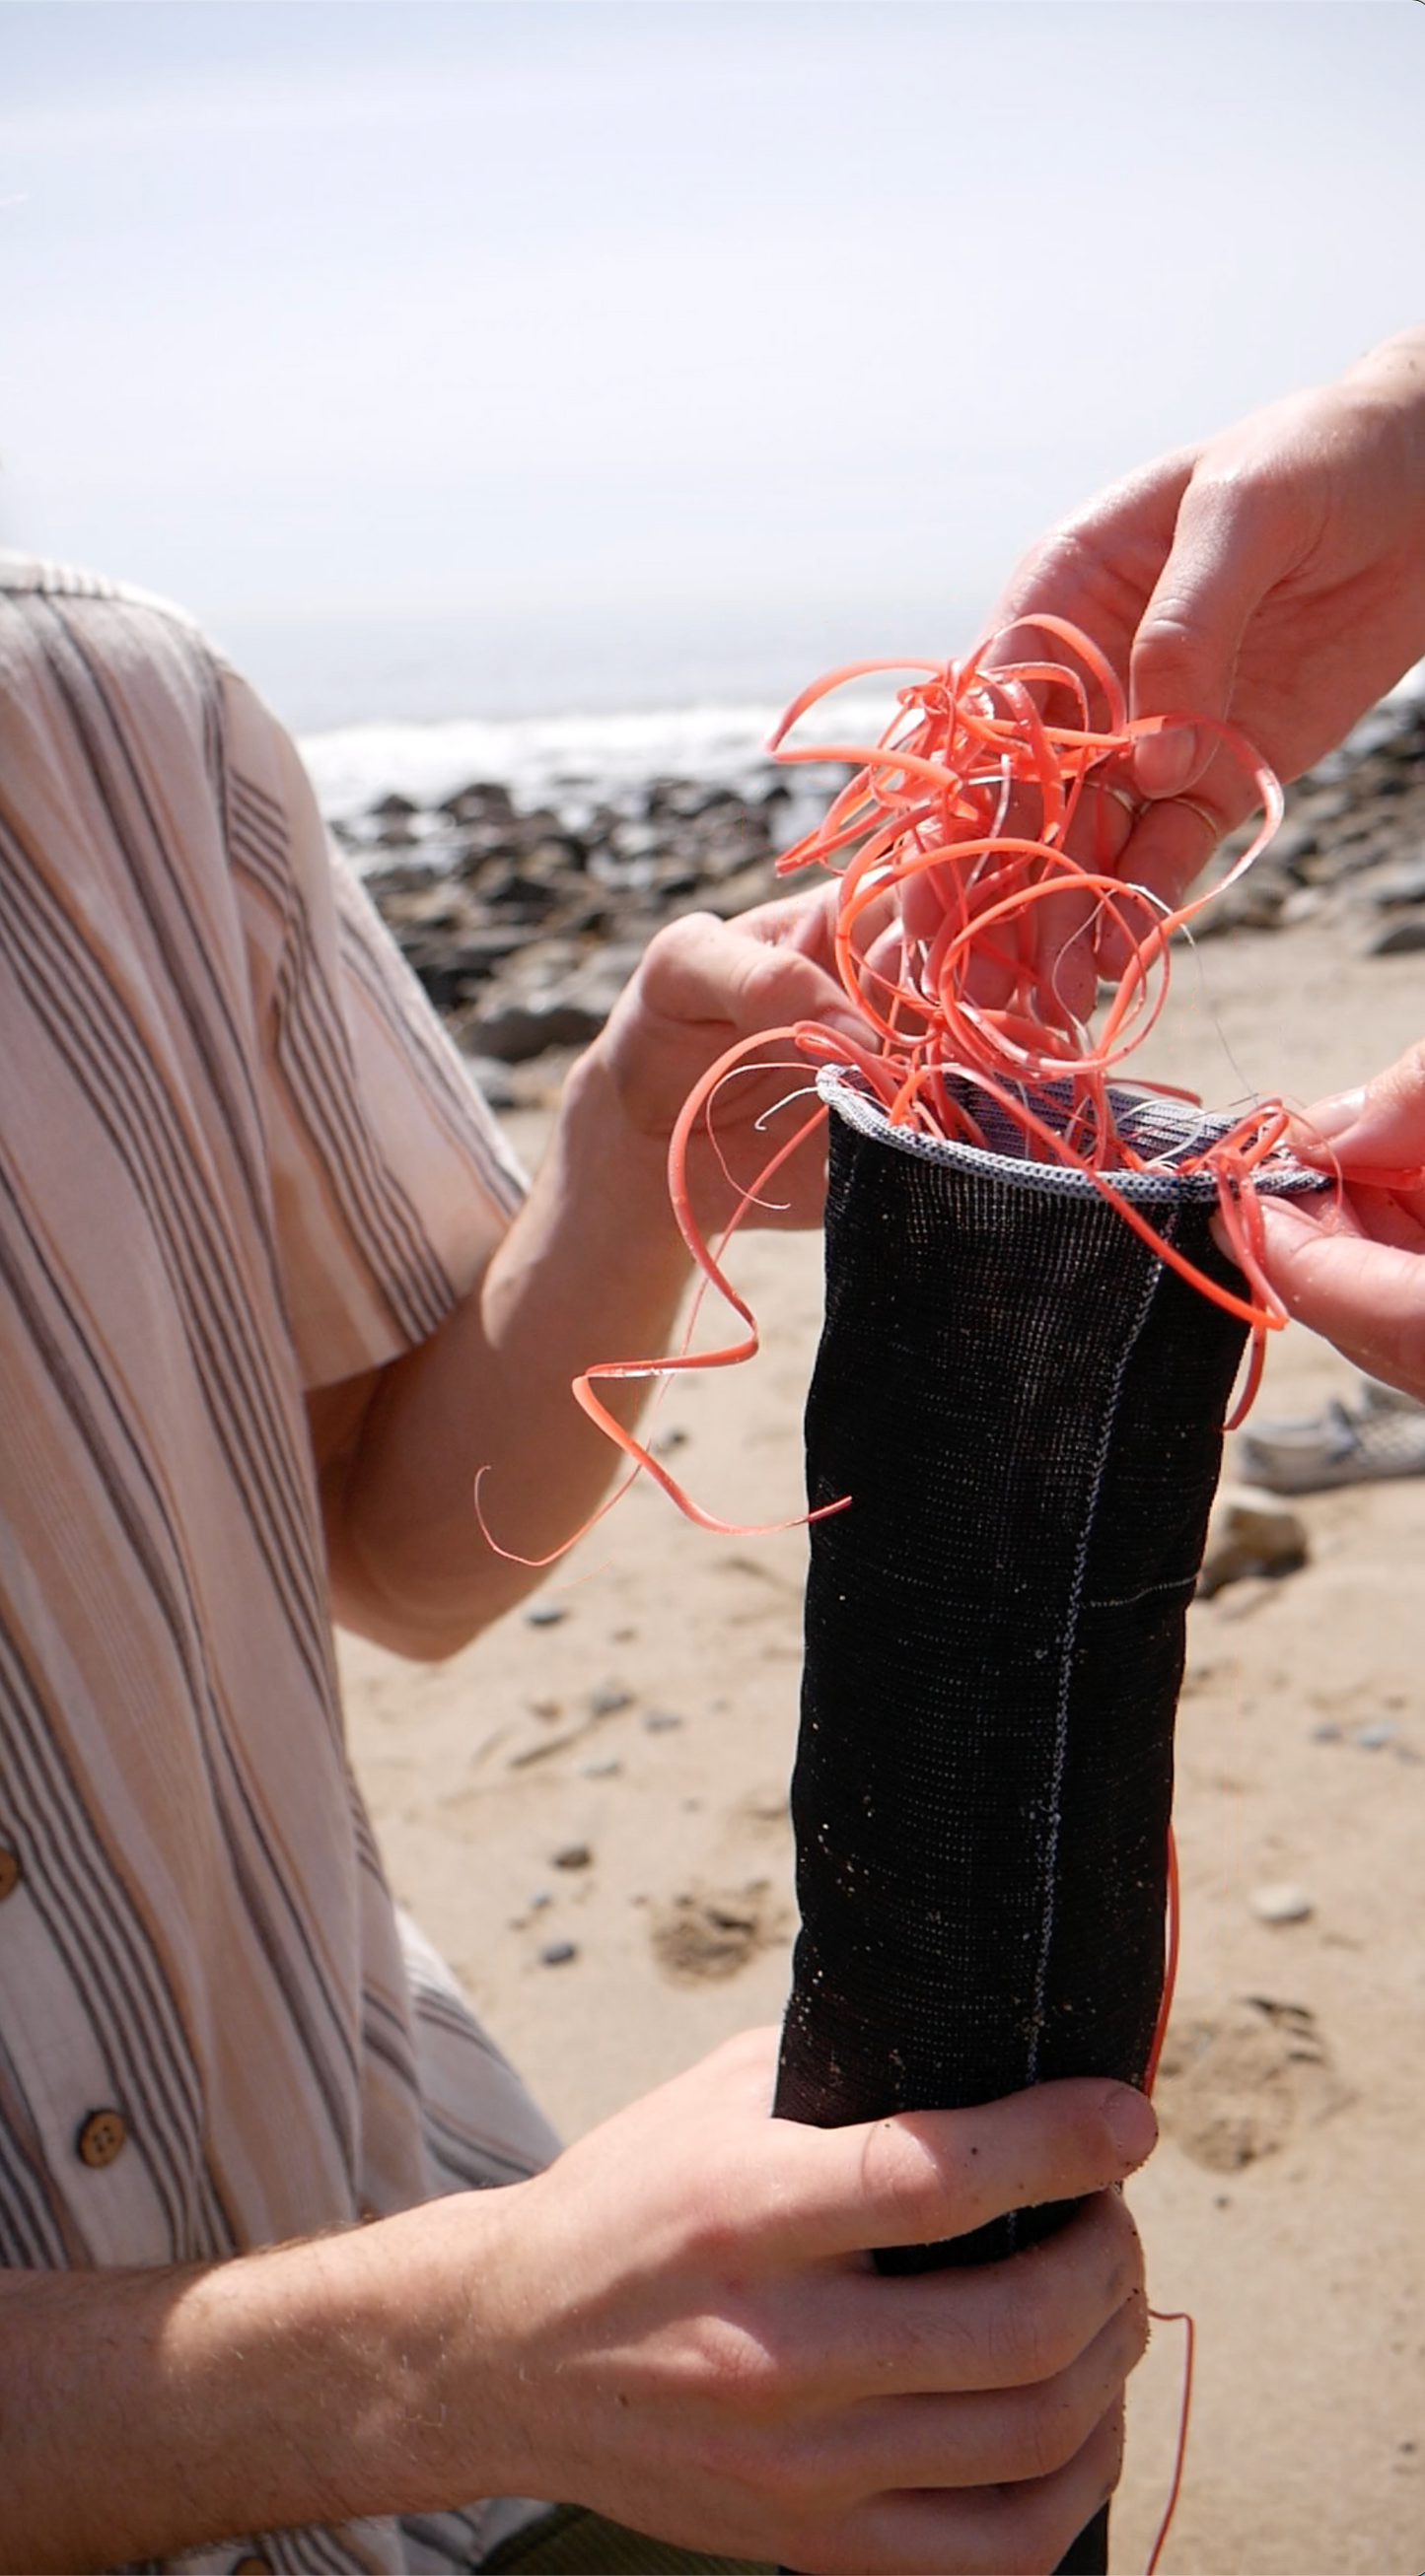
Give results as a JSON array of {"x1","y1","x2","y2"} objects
[
  {"x1": 1289, "y1": 1044, "x2": 1425, "y2": 1187},
  {"x1": 1128, "y1": 474, "x2": 1285, "y2": 800},
  {"x1": 1256, "y1": 1196, "x2": 1425, "y2": 1392}
]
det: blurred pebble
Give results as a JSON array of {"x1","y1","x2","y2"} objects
[
  {"x1": 529, "y1": 1889, "x2": 552, "y2": 1911},
  {"x1": 1249, "y1": 1882, "x2": 1314, "y2": 1924},
  {"x1": 525, "y1": 1602, "x2": 568, "y2": 1629},
  {"x1": 643, "y1": 1709, "x2": 683, "y2": 1733},
  {"x1": 589, "y1": 1685, "x2": 633, "y2": 1718},
  {"x1": 1353, "y1": 1721, "x2": 1395, "y2": 1750},
  {"x1": 539, "y1": 1939, "x2": 578, "y2": 1966},
  {"x1": 553, "y1": 1843, "x2": 592, "y2": 1870},
  {"x1": 1311, "y1": 1722, "x2": 1342, "y2": 1743},
  {"x1": 582, "y1": 1758, "x2": 622, "y2": 1778},
  {"x1": 1198, "y1": 1491, "x2": 1308, "y2": 1599}
]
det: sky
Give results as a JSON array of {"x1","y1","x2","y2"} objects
[{"x1": 1, "y1": 0, "x2": 1422, "y2": 725}]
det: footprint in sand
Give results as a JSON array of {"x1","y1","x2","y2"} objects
[
  {"x1": 650, "y1": 1881, "x2": 787, "y2": 1984},
  {"x1": 1155, "y1": 1995, "x2": 1351, "y2": 2172}
]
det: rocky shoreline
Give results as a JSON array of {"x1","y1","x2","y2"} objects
[
  {"x1": 340, "y1": 758, "x2": 809, "y2": 1102},
  {"x1": 338, "y1": 675, "x2": 1425, "y2": 1104}
]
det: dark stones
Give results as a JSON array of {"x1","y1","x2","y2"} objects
[{"x1": 356, "y1": 767, "x2": 795, "y2": 1062}]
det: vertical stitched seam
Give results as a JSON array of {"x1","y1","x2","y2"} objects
[{"x1": 1024, "y1": 1218, "x2": 1176, "y2": 2094}]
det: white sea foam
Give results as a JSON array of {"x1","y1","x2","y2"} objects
[
  {"x1": 296, "y1": 659, "x2": 1425, "y2": 836},
  {"x1": 297, "y1": 689, "x2": 897, "y2": 833}
]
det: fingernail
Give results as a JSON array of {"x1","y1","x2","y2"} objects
[
  {"x1": 1132, "y1": 727, "x2": 1196, "y2": 801},
  {"x1": 1102, "y1": 2086, "x2": 1157, "y2": 2174},
  {"x1": 1292, "y1": 1089, "x2": 1366, "y2": 1155}
]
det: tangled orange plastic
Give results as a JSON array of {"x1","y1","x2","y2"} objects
[{"x1": 558, "y1": 616, "x2": 1303, "y2": 1531}]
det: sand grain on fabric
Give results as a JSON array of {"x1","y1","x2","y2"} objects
[{"x1": 343, "y1": 921, "x2": 1425, "y2": 2576}]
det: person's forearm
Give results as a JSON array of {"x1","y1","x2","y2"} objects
[
  {"x1": 0, "y1": 2196, "x2": 519, "y2": 2571},
  {"x1": 323, "y1": 1039, "x2": 694, "y2": 1655}
]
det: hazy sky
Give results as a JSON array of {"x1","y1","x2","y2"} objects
[{"x1": 2, "y1": 1, "x2": 1422, "y2": 720}]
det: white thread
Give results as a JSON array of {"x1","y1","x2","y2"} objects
[{"x1": 1024, "y1": 1225, "x2": 1170, "y2": 2089}]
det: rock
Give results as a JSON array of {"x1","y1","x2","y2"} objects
[
  {"x1": 524, "y1": 1602, "x2": 568, "y2": 1628},
  {"x1": 1371, "y1": 861, "x2": 1425, "y2": 907},
  {"x1": 1248, "y1": 1882, "x2": 1314, "y2": 1924},
  {"x1": 588, "y1": 1684, "x2": 633, "y2": 1718},
  {"x1": 440, "y1": 781, "x2": 518, "y2": 828},
  {"x1": 1197, "y1": 1486, "x2": 1309, "y2": 1597},
  {"x1": 465, "y1": 992, "x2": 608, "y2": 1061},
  {"x1": 1187, "y1": 867, "x2": 1290, "y2": 938},
  {"x1": 1370, "y1": 918, "x2": 1425, "y2": 956},
  {"x1": 464, "y1": 940, "x2": 649, "y2": 1061},
  {"x1": 369, "y1": 792, "x2": 420, "y2": 847},
  {"x1": 539, "y1": 1939, "x2": 578, "y2": 1966},
  {"x1": 552, "y1": 1843, "x2": 592, "y2": 1870}
]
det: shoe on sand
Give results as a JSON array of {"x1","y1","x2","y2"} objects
[
  {"x1": 1238, "y1": 1393, "x2": 1425, "y2": 1495},
  {"x1": 1354, "y1": 1373, "x2": 1425, "y2": 1420}
]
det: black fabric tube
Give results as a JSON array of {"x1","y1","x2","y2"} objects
[{"x1": 772, "y1": 1077, "x2": 1311, "y2": 2574}]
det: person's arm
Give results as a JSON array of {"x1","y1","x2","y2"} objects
[
  {"x1": 1243, "y1": 1045, "x2": 1425, "y2": 1398},
  {"x1": 312, "y1": 887, "x2": 863, "y2": 1657},
  {"x1": 989, "y1": 322, "x2": 1425, "y2": 985},
  {"x1": 0, "y1": 2033, "x2": 1154, "y2": 2575}
]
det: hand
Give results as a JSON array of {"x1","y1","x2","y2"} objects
[
  {"x1": 1246, "y1": 1042, "x2": 1425, "y2": 1398},
  {"x1": 991, "y1": 324, "x2": 1425, "y2": 968},
  {"x1": 593, "y1": 882, "x2": 865, "y2": 1233},
  {"x1": 0, "y1": 2030, "x2": 1153, "y2": 2571},
  {"x1": 457, "y1": 2028, "x2": 1155, "y2": 2575}
]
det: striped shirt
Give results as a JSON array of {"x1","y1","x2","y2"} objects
[{"x1": 0, "y1": 557, "x2": 560, "y2": 2573}]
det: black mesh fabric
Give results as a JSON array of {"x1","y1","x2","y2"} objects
[{"x1": 773, "y1": 1075, "x2": 1317, "y2": 2575}]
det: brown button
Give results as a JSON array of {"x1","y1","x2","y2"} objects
[
  {"x1": 75, "y1": 2108, "x2": 127, "y2": 2169},
  {"x1": 0, "y1": 1843, "x2": 21, "y2": 1904}
]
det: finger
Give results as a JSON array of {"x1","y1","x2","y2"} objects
[
  {"x1": 1128, "y1": 466, "x2": 1297, "y2": 799},
  {"x1": 817, "y1": 2398, "x2": 1126, "y2": 2576},
  {"x1": 988, "y1": 447, "x2": 1199, "y2": 686},
  {"x1": 636, "y1": 909, "x2": 862, "y2": 1047},
  {"x1": 1092, "y1": 794, "x2": 1242, "y2": 993},
  {"x1": 818, "y1": 2289, "x2": 1147, "y2": 2500},
  {"x1": 759, "y1": 2080, "x2": 1156, "y2": 2264},
  {"x1": 813, "y1": 2191, "x2": 1144, "y2": 2401},
  {"x1": 1255, "y1": 1198, "x2": 1425, "y2": 1394},
  {"x1": 1288, "y1": 1041, "x2": 1425, "y2": 1185}
]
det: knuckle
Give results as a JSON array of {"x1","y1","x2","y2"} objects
[
  {"x1": 1013, "y1": 2381, "x2": 1091, "y2": 2484},
  {"x1": 733, "y1": 2429, "x2": 857, "y2": 2527},
  {"x1": 637, "y1": 909, "x2": 719, "y2": 987},
  {"x1": 983, "y1": 2270, "x2": 1072, "y2": 2389},
  {"x1": 1094, "y1": 2190, "x2": 1147, "y2": 2303},
  {"x1": 859, "y1": 2117, "x2": 957, "y2": 2242}
]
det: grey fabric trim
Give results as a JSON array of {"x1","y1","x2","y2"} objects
[{"x1": 817, "y1": 1067, "x2": 1330, "y2": 1204}]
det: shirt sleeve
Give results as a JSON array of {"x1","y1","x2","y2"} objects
[{"x1": 216, "y1": 662, "x2": 528, "y2": 1388}]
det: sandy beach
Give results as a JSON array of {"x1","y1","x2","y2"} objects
[{"x1": 341, "y1": 917, "x2": 1425, "y2": 2576}]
